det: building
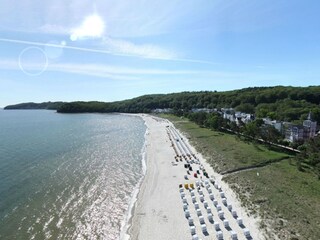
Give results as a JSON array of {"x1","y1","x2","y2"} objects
[
  {"x1": 152, "y1": 108, "x2": 173, "y2": 114},
  {"x1": 285, "y1": 112, "x2": 317, "y2": 142},
  {"x1": 222, "y1": 109, "x2": 254, "y2": 125},
  {"x1": 285, "y1": 124, "x2": 304, "y2": 142},
  {"x1": 303, "y1": 112, "x2": 317, "y2": 138},
  {"x1": 263, "y1": 118, "x2": 282, "y2": 132},
  {"x1": 223, "y1": 112, "x2": 235, "y2": 122},
  {"x1": 235, "y1": 112, "x2": 254, "y2": 125},
  {"x1": 191, "y1": 108, "x2": 215, "y2": 113}
]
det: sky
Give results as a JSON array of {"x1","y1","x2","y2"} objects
[{"x1": 1, "y1": 0, "x2": 320, "y2": 107}]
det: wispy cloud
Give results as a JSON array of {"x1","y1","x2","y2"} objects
[
  {"x1": 38, "y1": 24, "x2": 69, "y2": 35},
  {"x1": 0, "y1": 0, "x2": 189, "y2": 37},
  {"x1": 0, "y1": 0, "x2": 285, "y2": 37},
  {"x1": 0, "y1": 59, "x2": 133, "y2": 80},
  {"x1": 102, "y1": 37, "x2": 176, "y2": 60},
  {"x1": 0, "y1": 58, "x2": 214, "y2": 80},
  {"x1": 0, "y1": 58, "x2": 284, "y2": 82},
  {"x1": 0, "y1": 38, "x2": 216, "y2": 64},
  {"x1": 64, "y1": 12, "x2": 176, "y2": 59},
  {"x1": 0, "y1": 1, "x2": 219, "y2": 61}
]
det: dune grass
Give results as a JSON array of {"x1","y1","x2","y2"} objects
[
  {"x1": 160, "y1": 114, "x2": 320, "y2": 239},
  {"x1": 224, "y1": 161, "x2": 320, "y2": 239}
]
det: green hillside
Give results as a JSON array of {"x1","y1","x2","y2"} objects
[
  {"x1": 4, "y1": 101, "x2": 65, "y2": 110},
  {"x1": 5, "y1": 86, "x2": 320, "y2": 123},
  {"x1": 57, "y1": 86, "x2": 320, "y2": 122}
]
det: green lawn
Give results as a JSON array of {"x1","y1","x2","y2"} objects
[
  {"x1": 224, "y1": 160, "x2": 320, "y2": 240},
  {"x1": 161, "y1": 114, "x2": 290, "y2": 173},
  {"x1": 160, "y1": 114, "x2": 320, "y2": 239}
]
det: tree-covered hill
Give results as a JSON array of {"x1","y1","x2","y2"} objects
[
  {"x1": 57, "y1": 86, "x2": 320, "y2": 122},
  {"x1": 56, "y1": 101, "x2": 110, "y2": 113},
  {"x1": 5, "y1": 86, "x2": 320, "y2": 122},
  {"x1": 4, "y1": 101, "x2": 65, "y2": 110}
]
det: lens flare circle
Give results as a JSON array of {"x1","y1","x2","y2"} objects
[{"x1": 18, "y1": 46, "x2": 48, "y2": 76}]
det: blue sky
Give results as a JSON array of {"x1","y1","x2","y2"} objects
[{"x1": 1, "y1": 0, "x2": 320, "y2": 107}]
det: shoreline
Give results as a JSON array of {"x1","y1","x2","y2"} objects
[
  {"x1": 126, "y1": 114, "x2": 264, "y2": 240},
  {"x1": 120, "y1": 117, "x2": 149, "y2": 240}
]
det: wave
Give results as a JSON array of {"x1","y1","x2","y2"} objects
[{"x1": 120, "y1": 118, "x2": 149, "y2": 240}]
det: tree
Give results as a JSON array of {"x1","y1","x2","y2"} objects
[
  {"x1": 188, "y1": 112, "x2": 208, "y2": 126},
  {"x1": 311, "y1": 108, "x2": 320, "y2": 123},
  {"x1": 205, "y1": 114, "x2": 223, "y2": 130},
  {"x1": 296, "y1": 136, "x2": 320, "y2": 178},
  {"x1": 243, "y1": 121, "x2": 259, "y2": 138},
  {"x1": 260, "y1": 125, "x2": 281, "y2": 143},
  {"x1": 235, "y1": 103, "x2": 255, "y2": 114}
]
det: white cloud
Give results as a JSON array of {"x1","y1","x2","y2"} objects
[
  {"x1": 0, "y1": 0, "x2": 200, "y2": 37},
  {"x1": 0, "y1": 37, "x2": 190, "y2": 63},
  {"x1": 70, "y1": 15, "x2": 105, "y2": 41},
  {"x1": 0, "y1": 0, "x2": 291, "y2": 38},
  {"x1": 39, "y1": 24, "x2": 69, "y2": 35},
  {"x1": 0, "y1": 0, "x2": 210, "y2": 61},
  {"x1": 0, "y1": 58, "x2": 205, "y2": 80},
  {"x1": 0, "y1": 58, "x2": 287, "y2": 82},
  {"x1": 102, "y1": 37, "x2": 176, "y2": 60}
]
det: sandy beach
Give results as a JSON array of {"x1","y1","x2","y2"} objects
[{"x1": 127, "y1": 114, "x2": 265, "y2": 240}]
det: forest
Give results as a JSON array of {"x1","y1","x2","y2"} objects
[
  {"x1": 4, "y1": 101, "x2": 65, "y2": 110},
  {"x1": 55, "y1": 86, "x2": 320, "y2": 123},
  {"x1": 5, "y1": 86, "x2": 320, "y2": 123}
]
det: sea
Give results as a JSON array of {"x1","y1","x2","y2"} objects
[{"x1": 0, "y1": 110, "x2": 147, "y2": 240}]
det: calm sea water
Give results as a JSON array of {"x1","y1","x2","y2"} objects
[{"x1": 0, "y1": 110, "x2": 146, "y2": 240}]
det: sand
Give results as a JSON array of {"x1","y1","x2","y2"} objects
[{"x1": 127, "y1": 114, "x2": 265, "y2": 240}]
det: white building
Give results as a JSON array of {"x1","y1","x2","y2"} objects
[
  {"x1": 285, "y1": 112, "x2": 317, "y2": 142},
  {"x1": 222, "y1": 110, "x2": 254, "y2": 125},
  {"x1": 263, "y1": 118, "x2": 282, "y2": 132},
  {"x1": 285, "y1": 125, "x2": 304, "y2": 142},
  {"x1": 303, "y1": 112, "x2": 317, "y2": 138},
  {"x1": 152, "y1": 108, "x2": 173, "y2": 113},
  {"x1": 191, "y1": 108, "x2": 215, "y2": 113}
]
